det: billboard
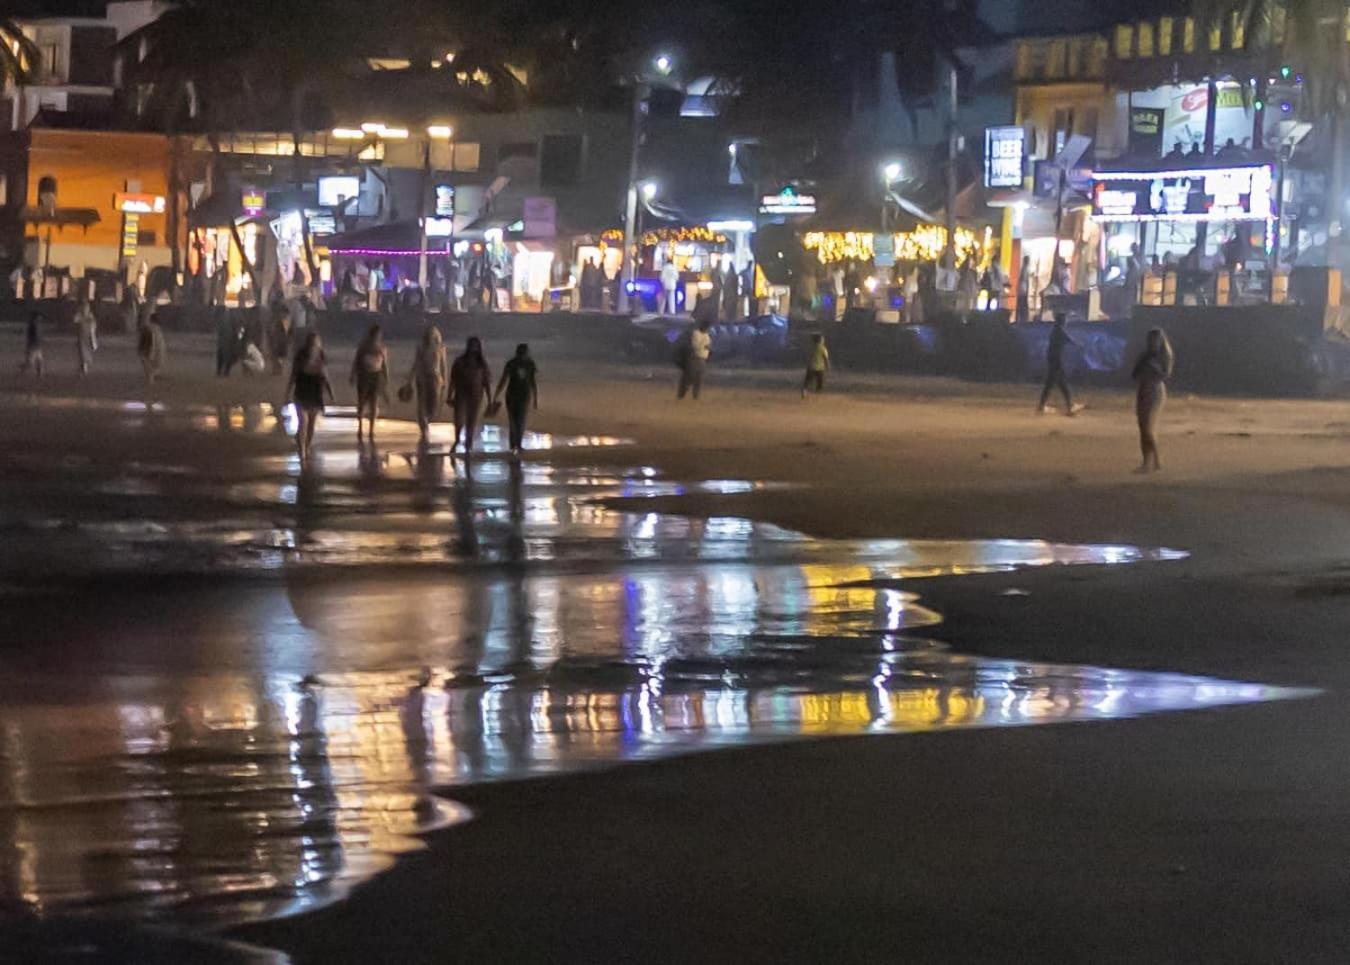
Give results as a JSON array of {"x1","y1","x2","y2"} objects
[
  {"x1": 1131, "y1": 83, "x2": 1254, "y2": 155},
  {"x1": 1090, "y1": 164, "x2": 1275, "y2": 222},
  {"x1": 984, "y1": 126, "x2": 1026, "y2": 188}
]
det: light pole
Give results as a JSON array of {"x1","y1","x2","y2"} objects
[
  {"x1": 880, "y1": 162, "x2": 902, "y2": 288},
  {"x1": 619, "y1": 52, "x2": 675, "y2": 314},
  {"x1": 419, "y1": 124, "x2": 454, "y2": 294}
]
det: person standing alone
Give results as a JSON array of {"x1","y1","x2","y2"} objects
[
  {"x1": 75, "y1": 301, "x2": 97, "y2": 377},
  {"x1": 677, "y1": 319, "x2": 712, "y2": 400},
  {"x1": 19, "y1": 311, "x2": 43, "y2": 378},
  {"x1": 801, "y1": 332, "x2": 829, "y2": 398},
  {"x1": 1131, "y1": 327, "x2": 1174, "y2": 472},
  {"x1": 1037, "y1": 312, "x2": 1083, "y2": 415},
  {"x1": 661, "y1": 259, "x2": 680, "y2": 315},
  {"x1": 493, "y1": 343, "x2": 539, "y2": 456}
]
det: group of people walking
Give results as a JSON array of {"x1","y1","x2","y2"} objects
[
  {"x1": 17, "y1": 304, "x2": 165, "y2": 385},
  {"x1": 286, "y1": 323, "x2": 538, "y2": 463}
]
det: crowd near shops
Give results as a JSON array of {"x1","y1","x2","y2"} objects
[{"x1": 0, "y1": 2, "x2": 1345, "y2": 354}]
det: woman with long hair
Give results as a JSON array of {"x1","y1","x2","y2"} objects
[
  {"x1": 1131, "y1": 327, "x2": 1174, "y2": 473},
  {"x1": 286, "y1": 330, "x2": 334, "y2": 462},
  {"x1": 350, "y1": 322, "x2": 389, "y2": 444},
  {"x1": 408, "y1": 325, "x2": 447, "y2": 445},
  {"x1": 448, "y1": 336, "x2": 493, "y2": 454}
]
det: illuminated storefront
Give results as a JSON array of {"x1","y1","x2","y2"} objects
[{"x1": 1090, "y1": 161, "x2": 1277, "y2": 306}]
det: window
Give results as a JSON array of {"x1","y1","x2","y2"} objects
[
  {"x1": 41, "y1": 43, "x2": 59, "y2": 78},
  {"x1": 1078, "y1": 107, "x2": 1099, "y2": 142},
  {"x1": 1138, "y1": 22, "x2": 1154, "y2": 57},
  {"x1": 1208, "y1": 16, "x2": 1222, "y2": 50},
  {"x1": 1087, "y1": 38, "x2": 1108, "y2": 76},
  {"x1": 540, "y1": 134, "x2": 584, "y2": 187},
  {"x1": 1231, "y1": 10, "x2": 1245, "y2": 49},
  {"x1": 1053, "y1": 107, "x2": 1074, "y2": 155},
  {"x1": 497, "y1": 142, "x2": 539, "y2": 169},
  {"x1": 1046, "y1": 40, "x2": 1066, "y2": 78},
  {"x1": 1066, "y1": 38, "x2": 1081, "y2": 77},
  {"x1": 1159, "y1": 17, "x2": 1173, "y2": 55},
  {"x1": 1183, "y1": 17, "x2": 1195, "y2": 52},
  {"x1": 1114, "y1": 24, "x2": 1134, "y2": 58},
  {"x1": 452, "y1": 142, "x2": 479, "y2": 172}
]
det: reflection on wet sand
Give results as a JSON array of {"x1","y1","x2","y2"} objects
[{"x1": 0, "y1": 396, "x2": 1295, "y2": 936}]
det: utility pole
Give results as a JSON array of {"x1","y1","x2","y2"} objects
[
  {"x1": 417, "y1": 138, "x2": 431, "y2": 292},
  {"x1": 943, "y1": 63, "x2": 959, "y2": 272},
  {"x1": 619, "y1": 82, "x2": 647, "y2": 314}
]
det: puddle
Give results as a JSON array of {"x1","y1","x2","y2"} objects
[{"x1": 0, "y1": 395, "x2": 1298, "y2": 940}]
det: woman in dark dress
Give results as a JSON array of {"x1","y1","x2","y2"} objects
[
  {"x1": 287, "y1": 330, "x2": 334, "y2": 462},
  {"x1": 448, "y1": 336, "x2": 492, "y2": 454},
  {"x1": 350, "y1": 323, "x2": 389, "y2": 444}
]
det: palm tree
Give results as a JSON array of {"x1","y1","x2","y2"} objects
[{"x1": 1191, "y1": 1, "x2": 1350, "y2": 254}]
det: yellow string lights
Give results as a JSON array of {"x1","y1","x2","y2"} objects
[{"x1": 803, "y1": 226, "x2": 982, "y2": 266}]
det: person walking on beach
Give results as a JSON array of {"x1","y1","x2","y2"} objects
[
  {"x1": 18, "y1": 311, "x2": 43, "y2": 378},
  {"x1": 407, "y1": 325, "x2": 447, "y2": 445},
  {"x1": 448, "y1": 336, "x2": 492, "y2": 454},
  {"x1": 75, "y1": 301, "x2": 97, "y2": 377},
  {"x1": 287, "y1": 330, "x2": 334, "y2": 462},
  {"x1": 493, "y1": 342, "x2": 539, "y2": 456},
  {"x1": 137, "y1": 312, "x2": 166, "y2": 386},
  {"x1": 1131, "y1": 327, "x2": 1174, "y2": 473},
  {"x1": 1037, "y1": 311, "x2": 1083, "y2": 415},
  {"x1": 350, "y1": 322, "x2": 389, "y2": 444},
  {"x1": 677, "y1": 319, "x2": 712, "y2": 400},
  {"x1": 801, "y1": 332, "x2": 829, "y2": 398}
]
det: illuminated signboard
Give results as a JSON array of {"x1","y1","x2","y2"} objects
[
  {"x1": 317, "y1": 175, "x2": 360, "y2": 207},
  {"x1": 114, "y1": 192, "x2": 165, "y2": 214},
  {"x1": 760, "y1": 187, "x2": 816, "y2": 215},
  {"x1": 241, "y1": 187, "x2": 265, "y2": 216},
  {"x1": 434, "y1": 184, "x2": 455, "y2": 217},
  {"x1": 424, "y1": 217, "x2": 454, "y2": 237},
  {"x1": 984, "y1": 126, "x2": 1025, "y2": 188},
  {"x1": 1089, "y1": 165, "x2": 1274, "y2": 222}
]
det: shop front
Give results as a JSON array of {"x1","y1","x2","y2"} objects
[{"x1": 1090, "y1": 159, "x2": 1277, "y2": 308}]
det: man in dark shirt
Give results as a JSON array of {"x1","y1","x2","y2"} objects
[
  {"x1": 494, "y1": 343, "x2": 539, "y2": 455},
  {"x1": 1037, "y1": 311, "x2": 1083, "y2": 415}
]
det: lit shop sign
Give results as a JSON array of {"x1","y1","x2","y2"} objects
[
  {"x1": 983, "y1": 126, "x2": 1025, "y2": 188},
  {"x1": 759, "y1": 187, "x2": 816, "y2": 215},
  {"x1": 241, "y1": 188, "x2": 266, "y2": 216},
  {"x1": 114, "y1": 192, "x2": 165, "y2": 214},
  {"x1": 1090, "y1": 165, "x2": 1275, "y2": 222}
]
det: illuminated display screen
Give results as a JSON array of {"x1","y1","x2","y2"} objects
[{"x1": 1090, "y1": 165, "x2": 1274, "y2": 222}]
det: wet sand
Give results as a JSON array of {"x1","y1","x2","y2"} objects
[{"x1": 7, "y1": 326, "x2": 1350, "y2": 961}]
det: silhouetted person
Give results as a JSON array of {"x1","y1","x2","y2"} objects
[
  {"x1": 677, "y1": 319, "x2": 712, "y2": 400},
  {"x1": 350, "y1": 323, "x2": 389, "y2": 444},
  {"x1": 408, "y1": 325, "x2": 447, "y2": 445},
  {"x1": 801, "y1": 332, "x2": 829, "y2": 398},
  {"x1": 287, "y1": 330, "x2": 334, "y2": 462},
  {"x1": 448, "y1": 336, "x2": 492, "y2": 453},
  {"x1": 493, "y1": 343, "x2": 539, "y2": 456},
  {"x1": 1038, "y1": 312, "x2": 1082, "y2": 415},
  {"x1": 1016, "y1": 255, "x2": 1031, "y2": 323},
  {"x1": 19, "y1": 311, "x2": 42, "y2": 377},
  {"x1": 1132, "y1": 327, "x2": 1174, "y2": 472}
]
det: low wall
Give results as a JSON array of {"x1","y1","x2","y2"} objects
[{"x1": 1130, "y1": 305, "x2": 1347, "y2": 396}]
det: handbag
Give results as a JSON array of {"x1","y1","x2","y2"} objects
[{"x1": 397, "y1": 382, "x2": 414, "y2": 403}]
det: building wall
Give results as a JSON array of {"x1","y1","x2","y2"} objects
[{"x1": 22, "y1": 129, "x2": 176, "y2": 273}]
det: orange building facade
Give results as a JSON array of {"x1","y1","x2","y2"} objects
[{"x1": 0, "y1": 128, "x2": 190, "y2": 277}]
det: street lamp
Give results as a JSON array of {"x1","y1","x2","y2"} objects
[
  {"x1": 641, "y1": 181, "x2": 658, "y2": 201},
  {"x1": 620, "y1": 53, "x2": 676, "y2": 313},
  {"x1": 883, "y1": 161, "x2": 902, "y2": 183}
]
